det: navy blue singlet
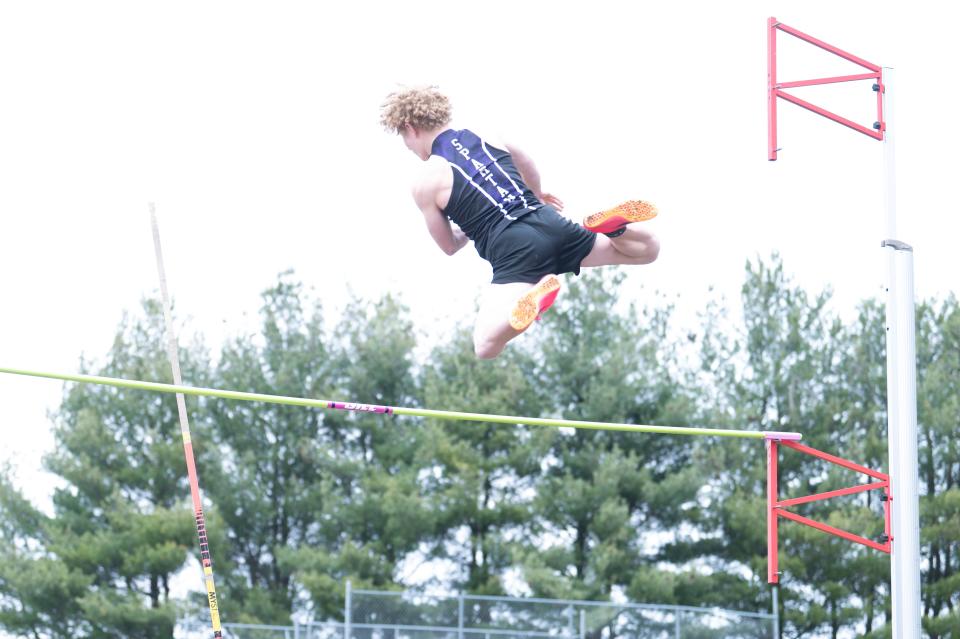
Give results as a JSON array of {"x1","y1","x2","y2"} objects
[{"x1": 430, "y1": 129, "x2": 542, "y2": 260}]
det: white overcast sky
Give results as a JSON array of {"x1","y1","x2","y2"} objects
[{"x1": 1, "y1": 1, "x2": 957, "y2": 516}]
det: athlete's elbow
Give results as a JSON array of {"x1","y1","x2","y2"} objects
[{"x1": 441, "y1": 233, "x2": 467, "y2": 256}]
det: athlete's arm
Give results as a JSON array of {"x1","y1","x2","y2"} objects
[
  {"x1": 412, "y1": 173, "x2": 469, "y2": 256},
  {"x1": 503, "y1": 142, "x2": 564, "y2": 211}
]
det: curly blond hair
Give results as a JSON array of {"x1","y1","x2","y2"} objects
[{"x1": 380, "y1": 86, "x2": 452, "y2": 133}]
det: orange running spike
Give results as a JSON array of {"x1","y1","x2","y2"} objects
[
  {"x1": 583, "y1": 200, "x2": 658, "y2": 235},
  {"x1": 510, "y1": 274, "x2": 561, "y2": 331}
]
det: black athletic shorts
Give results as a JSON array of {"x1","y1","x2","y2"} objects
[{"x1": 488, "y1": 205, "x2": 597, "y2": 284}]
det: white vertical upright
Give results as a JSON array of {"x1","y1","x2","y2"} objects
[
  {"x1": 882, "y1": 69, "x2": 898, "y2": 240},
  {"x1": 881, "y1": 68, "x2": 922, "y2": 639},
  {"x1": 772, "y1": 586, "x2": 779, "y2": 639}
]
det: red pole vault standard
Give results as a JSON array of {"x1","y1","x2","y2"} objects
[
  {"x1": 767, "y1": 435, "x2": 892, "y2": 585},
  {"x1": 767, "y1": 17, "x2": 884, "y2": 160},
  {"x1": 766, "y1": 18, "x2": 922, "y2": 636}
]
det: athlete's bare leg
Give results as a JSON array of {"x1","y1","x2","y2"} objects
[
  {"x1": 473, "y1": 283, "x2": 531, "y2": 359},
  {"x1": 580, "y1": 225, "x2": 660, "y2": 267},
  {"x1": 473, "y1": 275, "x2": 560, "y2": 359}
]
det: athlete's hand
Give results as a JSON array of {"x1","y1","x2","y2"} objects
[{"x1": 540, "y1": 193, "x2": 564, "y2": 211}]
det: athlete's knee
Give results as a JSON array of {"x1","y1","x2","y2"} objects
[
  {"x1": 642, "y1": 233, "x2": 660, "y2": 263},
  {"x1": 624, "y1": 231, "x2": 659, "y2": 264}
]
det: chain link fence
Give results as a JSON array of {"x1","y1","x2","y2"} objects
[
  {"x1": 222, "y1": 621, "x2": 343, "y2": 639},
  {"x1": 222, "y1": 583, "x2": 777, "y2": 639}
]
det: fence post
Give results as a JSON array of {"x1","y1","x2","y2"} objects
[
  {"x1": 567, "y1": 606, "x2": 574, "y2": 639},
  {"x1": 674, "y1": 610, "x2": 681, "y2": 639},
  {"x1": 458, "y1": 593, "x2": 465, "y2": 639},
  {"x1": 579, "y1": 609, "x2": 585, "y2": 639},
  {"x1": 345, "y1": 580, "x2": 353, "y2": 639}
]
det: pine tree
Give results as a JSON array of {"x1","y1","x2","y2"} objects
[
  {"x1": 519, "y1": 269, "x2": 700, "y2": 617},
  {"x1": 916, "y1": 297, "x2": 960, "y2": 637},
  {"x1": 419, "y1": 328, "x2": 549, "y2": 596},
  {"x1": 198, "y1": 275, "x2": 337, "y2": 623},
  {"x1": 0, "y1": 299, "x2": 204, "y2": 638},
  {"x1": 216, "y1": 281, "x2": 430, "y2": 620}
]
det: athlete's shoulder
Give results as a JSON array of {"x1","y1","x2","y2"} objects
[
  {"x1": 420, "y1": 155, "x2": 449, "y2": 177},
  {"x1": 411, "y1": 157, "x2": 450, "y2": 196}
]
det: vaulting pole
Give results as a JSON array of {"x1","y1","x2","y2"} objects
[{"x1": 150, "y1": 206, "x2": 223, "y2": 638}]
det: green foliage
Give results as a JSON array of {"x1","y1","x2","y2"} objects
[
  {"x1": 2, "y1": 262, "x2": 958, "y2": 638},
  {"x1": 916, "y1": 297, "x2": 960, "y2": 633},
  {"x1": 221, "y1": 280, "x2": 431, "y2": 620},
  {"x1": 421, "y1": 329, "x2": 548, "y2": 595},
  {"x1": 517, "y1": 270, "x2": 700, "y2": 607},
  {"x1": 0, "y1": 299, "x2": 204, "y2": 637},
  {"x1": 198, "y1": 275, "x2": 334, "y2": 623},
  {"x1": 0, "y1": 469, "x2": 91, "y2": 638}
]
